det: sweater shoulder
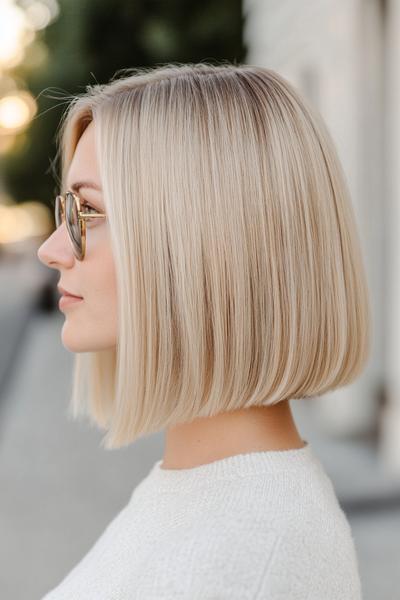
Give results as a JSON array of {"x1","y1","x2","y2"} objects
[{"x1": 132, "y1": 467, "x2": 362, "y2": 599}]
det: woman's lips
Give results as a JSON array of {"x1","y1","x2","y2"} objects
[{"x1": 57, "y1": 285, "x2": 83, "y2": 298}]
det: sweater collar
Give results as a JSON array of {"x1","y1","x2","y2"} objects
[{"x1": 140, "y1": 440, "x2": 319, "y2": 491}]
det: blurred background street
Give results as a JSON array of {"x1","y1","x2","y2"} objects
[{"x1": 1, "y1": 0, "x2": 399, "y2": 599}]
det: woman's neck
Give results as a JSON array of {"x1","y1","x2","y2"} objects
[{"x1": 162, "y1": 399, "x2": 304, "y2": 470}]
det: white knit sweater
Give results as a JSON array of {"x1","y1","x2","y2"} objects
[{"x1": 41, "y1": 441, "x2": 362, "y2": 599}]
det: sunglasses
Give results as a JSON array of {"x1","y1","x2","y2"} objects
[{"x1": 53, "y1": 191, "x2": 106, "y2": 261}]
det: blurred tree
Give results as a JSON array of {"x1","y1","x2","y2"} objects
[{"x1": 3, "y1": 0, "x2": 246, "y2": 210}]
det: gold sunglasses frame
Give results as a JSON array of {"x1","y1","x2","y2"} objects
[{"x1": 55, "y1": 191, "x2": 106, "y2": 261}]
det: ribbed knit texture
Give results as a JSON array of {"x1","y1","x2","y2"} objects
[{"x1": 41, "y1": 440, "x2": 362, "y2": 599}]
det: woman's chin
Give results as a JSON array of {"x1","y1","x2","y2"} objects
[{"x1": 61, "y1": 324, "x2": 116, "y2": 353}]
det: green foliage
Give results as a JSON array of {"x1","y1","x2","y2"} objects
[{"x1": 2, "y1": 0, "x2": 246, "y2": 206}]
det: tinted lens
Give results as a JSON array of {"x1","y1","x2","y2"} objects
[{"x1": 65, "y1": 192, "x2": 82, "y2": 256}]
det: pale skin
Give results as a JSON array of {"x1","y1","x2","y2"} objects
[{"x1": 37, "y1": 120, "x2": 305, "y2": 471}]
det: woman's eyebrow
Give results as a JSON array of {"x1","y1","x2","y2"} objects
[{"x1": 69, "y1": 181, "x2": 102, "y2": 193}]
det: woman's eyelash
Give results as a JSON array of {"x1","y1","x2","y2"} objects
[
  {"x1": 51, "y1": 196, "x2": 96, "y2": 208},
  {"x1": 80, "y1": 200, "x2": 98, "y2": 213}
]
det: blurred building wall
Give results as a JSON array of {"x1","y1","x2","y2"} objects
[{"x1": 383, "y1": 0, "x2": 400, "y2": 470}]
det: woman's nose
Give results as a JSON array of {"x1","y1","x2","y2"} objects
[{"x1": 37, "y1": 223, "x2": 75, "y2": 268}]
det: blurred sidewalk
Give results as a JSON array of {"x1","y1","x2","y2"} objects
[
  {"x1": 0, "y1": 250, "x2": 52, "y2": 394},
  {"x1": 0, "y1": 308, "x2": 398, "y2": 599}
]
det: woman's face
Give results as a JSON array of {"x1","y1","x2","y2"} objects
[{"x1": 37, "y1": 120, "x2": 118, "y2": 352}]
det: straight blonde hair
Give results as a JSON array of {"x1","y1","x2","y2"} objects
[{"x1": 55, "y1": 62, "x2": 372, "y2": 449}]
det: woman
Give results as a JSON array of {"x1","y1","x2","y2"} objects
[{"x1": 37, "y1": 62, "x2": 370, "y2": 599}]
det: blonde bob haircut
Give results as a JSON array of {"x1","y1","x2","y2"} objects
[{"x1": 56, "y1": 61, "x2": 371, "y2": 449}]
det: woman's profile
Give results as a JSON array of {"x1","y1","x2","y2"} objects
[{"x1": 37, "y1": 62, "x2": 371, "y2": 599}]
